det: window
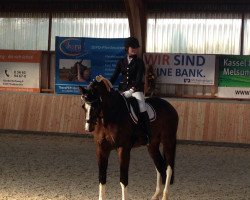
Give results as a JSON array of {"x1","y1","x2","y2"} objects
[
  {"x1": 0, "y1": 12, "x2": 130, "y2": 51},
  {"x1": 0, "y1": 13, "x2": 49, "y2": 50},
  {"x1": 50, "y1": 12, "x2": 130, "y2": 50},
  {"x1": 243, "y1": 14, "x2": 250, "y2": 55},
  {"x1": 147, "y1": 13, "x2": 242, "y2": 54}
]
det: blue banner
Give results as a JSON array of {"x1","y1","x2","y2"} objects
[{"x1": 55, "y1": 37, "x2": 125, "y2": 94}]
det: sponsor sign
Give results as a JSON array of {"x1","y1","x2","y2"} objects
[
  {"x1": 143, "y1": 53, "x2": 216, "y2": 85},
  {"x1": 218, "y1": 55, "x2": 250, "y2": 98},
  {"x1": 55, "y1": 37, "x2": 125, "y2": 94},
  {"x1": 0, "y1": 50, "x2": 41, "y2": 92}
]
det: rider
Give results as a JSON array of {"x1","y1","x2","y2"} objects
[{"x1": 109, "y1": 36, "x2": 151, "y2": 144}]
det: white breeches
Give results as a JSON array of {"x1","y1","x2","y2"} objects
[{"x1": 132, "y1": 91, "x2": 146, "y2": 112}]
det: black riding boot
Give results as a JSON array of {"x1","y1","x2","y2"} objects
[{"x1": 140, "y1": 111, "x2": 151, "y2": 145}]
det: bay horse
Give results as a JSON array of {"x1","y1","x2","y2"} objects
[{"x1": 79, "y1": 75, "x2": 178, "y2": 200}]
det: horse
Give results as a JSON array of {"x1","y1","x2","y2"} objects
[
  {"x1": 79, "y1": 75, "x2": 178, "y2": 200},
  {"x1": 68, "y1": 59, "x2": 90, "y2": 82}
]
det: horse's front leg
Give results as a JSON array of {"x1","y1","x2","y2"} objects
[
  {"x1": 96, "y1": 144, "x2": 111, "y2": 200},
  {"x1": 118, "y1": 147, "x2": 131, "y2": 200}
]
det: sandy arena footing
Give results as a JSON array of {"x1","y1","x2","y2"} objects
[{"x1": 0, "y1": 132, "x2": 249, "y2": 200}]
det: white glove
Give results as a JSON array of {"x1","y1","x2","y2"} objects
[{"x1": 123, "y1": 89, "x2": 134, "y2": 98}]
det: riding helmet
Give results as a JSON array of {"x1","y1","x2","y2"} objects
[{"x1": 124, "y1": 36, "x2": 140, "y2": 49}]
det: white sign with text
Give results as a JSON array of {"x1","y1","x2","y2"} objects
[{"x1": 143, "y1": 53, "x2": 216, "y2": 85}]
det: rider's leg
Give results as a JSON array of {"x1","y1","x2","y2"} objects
[
  {"x1": 132, "y1": 92, "x2": 151, "y2": 143},
  {"x1": 140, "y1": 111, "x2": 151, "y2": 142}
]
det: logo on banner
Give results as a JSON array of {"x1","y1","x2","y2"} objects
[
  {"x1": 5, "y1": 70, "x2": 10, "y2": 77},
  {"x1": 59, "y1": 38, "x2": 82, "y2": 56}
]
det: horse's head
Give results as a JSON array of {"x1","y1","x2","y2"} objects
[{"x1": 79, "y1": 75, "x2": 113, "y2": 132}]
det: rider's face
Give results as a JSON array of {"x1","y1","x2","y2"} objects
[{"x1": 128, "y1": 47, "x2": 138, "y2": 56}]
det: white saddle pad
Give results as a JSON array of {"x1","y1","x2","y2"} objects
[{"x1": 129, "y1": 103, "x2": 156, "y2": 124}]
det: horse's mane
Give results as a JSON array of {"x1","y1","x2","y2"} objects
[
  {"x1": 104, "y1": 90, "x2": 128, "y2": 126},
  {"x1": 94, "y1": 75, "x2": 129, "y2": 126},
  {"x1": 96, "y1": 75, "x2": 113, "y2": 92}
]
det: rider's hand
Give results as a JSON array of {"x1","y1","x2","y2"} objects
[{"x1": 123, "y1": 88, "x2": 134, "y2": 98}]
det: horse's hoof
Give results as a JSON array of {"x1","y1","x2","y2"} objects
[
  {"x1": 151, "y1": 196, "x2": 160, "y2": 200},
  {"x1": 161, "y1": 195, "x2": 168, "y2": 200}
]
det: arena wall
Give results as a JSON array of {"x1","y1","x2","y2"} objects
[{"x1": 0, "y1": 93, "x2": 249, "y2": 144}]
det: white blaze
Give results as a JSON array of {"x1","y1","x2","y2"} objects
[{"x1": 84, "y1": 103, "x2": 91, "y2": 131}]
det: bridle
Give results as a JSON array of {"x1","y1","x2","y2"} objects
[
  {"x1": 81, "y1": 93, "x2": 102, "y2": 126},
  {"x1": 80, "y1": 76, "x2": 112, "y2": 129}
]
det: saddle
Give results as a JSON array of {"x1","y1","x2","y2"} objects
[{"x1": 122, "y1": 95, "x2": 156, "y2": 124}]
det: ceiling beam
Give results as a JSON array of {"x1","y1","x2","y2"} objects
[{"x1": 124, "y1": 0, "x2": 147, "y2": 56}]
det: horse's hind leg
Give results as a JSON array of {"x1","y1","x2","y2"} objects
[
  {"x1": 151, "y1": 167, "x2": 164, "y2": 200},
  {"x1": 148, "y1": 144, "x2": 166, "y2": 200},
  {"x1": 162, "y1": 165, "x2": 172, "y2": 200},
  {"x1": 162, "y1": 140, "x2": 176, "y2": 200}
]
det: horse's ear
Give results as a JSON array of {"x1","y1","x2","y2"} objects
[
  {"x1": 96, "y1": 75, "x2": 101, "y2": 82},
  {"x1": 96, "y1": 75, "x2": 104, "y2": 82}
]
